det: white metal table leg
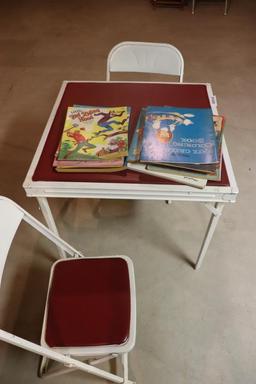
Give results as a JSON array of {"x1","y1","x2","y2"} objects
[
  {"x1": 36, "y1": 197, "x2": 66, "y2": 259},
  {"x1": 195, "y1": 202, "x2": 225, "y2": 270}
]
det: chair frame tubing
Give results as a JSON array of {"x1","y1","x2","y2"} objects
[
  {"x1": 0, "y1": 197, "x2": 136, "y2": 383},
  {"x1": 0, "y1": 330, "x2": 134, "y2": 383}
]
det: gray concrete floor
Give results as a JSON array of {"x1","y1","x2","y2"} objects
[{"x1": 0, "y1": 0, "x2": 256, "y2": 383}]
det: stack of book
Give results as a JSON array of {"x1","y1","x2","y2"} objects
[
  {"x1": 53, "y1": 105, "x2": 130, "y2": 172},
  {"x1": 127, "y1": 106, "x2": 224, "y2": 189}
]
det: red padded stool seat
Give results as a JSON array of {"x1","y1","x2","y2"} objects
[{"x1": 45, "y1": 257, "x2": 131, "y2": 348}]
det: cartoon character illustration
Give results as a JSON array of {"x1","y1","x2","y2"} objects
[
  {"x1": 108, "y1": 137, "x2": 127, "y2": 151},
  {"x1": 63, "y1": 129, "x2": 96, "y2": 158},
  {"x1": 58, "y1": 140, "x2": 73, "y2": 160},
  {"x1": 96, "y1": 137, "x2": 128, "y2": 157},
  {"x1": 94, "y1": 110, "x2": 127, "y2": 135},
  {"x1": 150, "y1": 112, "x2": 194, "y2": 143}
]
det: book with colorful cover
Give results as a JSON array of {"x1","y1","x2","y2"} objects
[
  {"x1": 213, "y1": 114, "x2": 224, "y2": 159},
  {"x1": 127, "y1": 162, "x2": 207, "y2": 189},
  {"x1": 53, "y1": 148, "x2": 124, "y2": 168},
  {"x1": 55, "y1": 165, "x2": 127, "y2": 173},
  {"x1": 56, "y1": 106, "x2": 130, "y2": 162},
  {"x1": 147, "y1": 162, "x2": 218, "y2": 181},
  {"x1": 147, "y1": 115, "x2": 225, "y2": 181},
  {"x1": 54, "y1": 158, "x2": 126, "y2": 172},
  {"x1": 127, "y1": 108, "x2": 145, "y2": 163},
  {"x1": 139, "y1": 106, "x2": 218, "y2": 165}
]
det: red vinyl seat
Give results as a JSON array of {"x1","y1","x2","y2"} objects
[{"x1": 45, "y1": 257, "x2": 131, "y2": 348}]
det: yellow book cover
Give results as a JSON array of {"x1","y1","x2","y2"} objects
[{"x1": 57, "y1": 106, "x2": 130, "y2": 161}]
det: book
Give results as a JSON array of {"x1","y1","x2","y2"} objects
[
  {"x1": 53, "y1": 149, "x2": 124, "y2": 169},
  {"x1": 127, "y1": 109, "x2": 145, "y2": 163},
  {"x1": 213, "y1": 114, "x2": 224, "y2": 160},
  {"x1": 139, "y1": 106, "x2": 218, "y2": 165},
  {"x1": 146, "y1": 115, "x2": 225, "y2": 181},
  {"x1": 55, "y1": 165, "x2": 127, "y2": 173},
  {"x1": 127, "y1": 162, "x2": 207, "y2": 189},
  {"x1": 147, "y1": 162, "x2": 220, "y2": 181},
  {"x1": 126, "y1": 111, "x2": 224, "y2": 188},
  {"x1": 57, "y1": 106, "x2": 130, "y2": 162}
]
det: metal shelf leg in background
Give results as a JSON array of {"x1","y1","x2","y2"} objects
[{"x1": 192, "y1": 0, "x2": 230, "y2": 15}]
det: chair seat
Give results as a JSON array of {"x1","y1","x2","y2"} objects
[{"x1": 45, "y1": 257, "x2": 131, "y2": 348}]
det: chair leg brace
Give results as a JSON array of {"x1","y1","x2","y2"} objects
[
  {"x1": 0, "y1": 330, "x2": 135, "y2": 384},
  {"x1": 39, "y1": 354, "x2": 120, "y2": 380},
  {"x1": 89, "y1": 354, "x2": 119, "y2": 366}
]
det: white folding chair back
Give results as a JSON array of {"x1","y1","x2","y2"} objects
[
  {"x1": 106, "y1": 41, "x2": 184, "y2": 82},
  {"x1": 0, "y1": 196, "x2": 136, "y2": 383},
  {"x1": 0, "y1": 199, "x2": 24, "y2": 285}
]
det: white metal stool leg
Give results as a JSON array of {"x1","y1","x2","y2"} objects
[{"x1": 195, "y1": 202, "x2": 225, "y2": 270}]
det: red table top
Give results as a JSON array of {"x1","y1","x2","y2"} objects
[{"x1": 32, "y1": 82, "x2": 229, "y2": 187}]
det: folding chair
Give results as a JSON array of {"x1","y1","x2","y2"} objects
[
  {"x1": 106, "y1": 41, "x2": 184, "y2": 82},
  {"x1": 0, "y1": 196, "x2": 136, "y2": 383}
]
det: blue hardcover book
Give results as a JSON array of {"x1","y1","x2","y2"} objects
[
  {"x1": 140, "y1": 106, "x2": 218, "y2": 164},
  {"x1": 127, "y1": 108, "x2": 145, "y2": 162}
]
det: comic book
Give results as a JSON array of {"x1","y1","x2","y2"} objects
[
  {"x1": 53, "y1": 148, "x2": 124, "y2": 168},
  {"x1": 55, "y1": 165, "x2": 127, "y2": 173},
  {"x1": 56, "y1": 106, "x2": 130, "y2": 162},
  {"x1": 53, "y1": 149, "x2": 126, "y2": 173},
  {"x1": 139, "y1": 106, "x2": 218, "y2": 165}
]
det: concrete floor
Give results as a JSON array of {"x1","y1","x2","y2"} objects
[{"x1": 0, "y1": 0, "x2": 256, "y2": 383}]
